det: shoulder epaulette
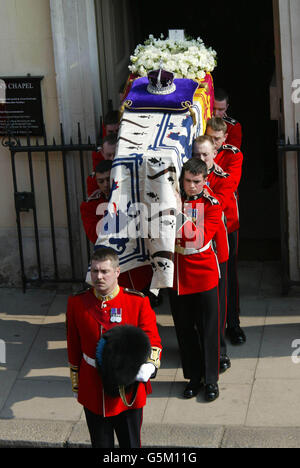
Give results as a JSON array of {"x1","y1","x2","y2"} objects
[
  {"x1": 203, "y1": 192, "x2": 220, "y2": 206},
  {"x1": 73, "y1": 287, "x2": 92, "y2": 296},
  {"x1": 214, "y1": 167, "x2": 229, "y2": 178},
  {"x1": 123, "y1": 288, "x2": 145, "y2": 298},
  {"x1": 87, "y1": 189, "x2": 105, "y2": 202},
  {"x1": 223, "y1": 115, "x2": 238, "y2": 126},
  {"x1": 223, "y1": 144, "x2": 240, "y2": 154}
]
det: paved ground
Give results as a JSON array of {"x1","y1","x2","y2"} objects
[{"x1": 0, "y1": 261, "x2": 300, "y2": 448}]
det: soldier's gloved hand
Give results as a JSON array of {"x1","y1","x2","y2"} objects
[
  {"x1": 214, "y1": 163, "x2": 223, "y2": 173},
  {"x1": 135, "y1": 363, "x2": 156, "y2": 382}
]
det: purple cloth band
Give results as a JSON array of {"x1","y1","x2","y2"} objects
[{"x1": 124, "y1": 77, "x2": 199, "y2": 112}]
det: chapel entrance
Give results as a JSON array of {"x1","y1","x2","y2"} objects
[{"x1": 130, "y1": 0, "x2": 280, "y2": 262}]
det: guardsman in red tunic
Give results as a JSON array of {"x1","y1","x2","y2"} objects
[
  {"x1": 66, "y1": 247, "x2": 162, "y2": 448},
  {"x1": 206, "y1": 117, "x2": 246, "y2": 346},
  {"x1": 80, "y1": 160, "x2": 112, "y2": 244},
  {"x1": 87, "y1": 134, "x2": 117, "y2": 197},
  {"x1": 103, "y1": 109, "x2": 120, "y2": 136},
  {"x1": 193, "y1": 135, "x2": 235, "y2": 373},
  {"x1": 169, "y1": 158, "x2": 222, "y2": 402},
  {"x1": 98, "y1": 109, "x2": 120, "y2": 140},
  {"x1": 213, "y1": 87, "x2": 242, "y2": 149},
  {"x1": 80, "y1": 160, "x2": 153, "y2": 293},
  {"x1": 223, "y1": 115, "x2": 242, "y2": 150}
]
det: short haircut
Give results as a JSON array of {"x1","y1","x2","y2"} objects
[
  {"x1": 91, "y1": 247, "x2": 119, "y2": 269},
  {"x1": 206, "y1": 117, "x2": 227, "y2": 134},
  {"x1": 102, "y1": 133, "x2": 118, "y2": 146},
  {"x1": 214, "y1": 88, "x2": 229, "y2": 103},
  {"x1": 95, "y1": 160, "x2": 113, "y2": 174},
  {"x1": 194, "y1": 135, "x2": 215, "y2": 148},
  {"x1": 180, "y1": 158, "x2": 208, "y2": 192},
  {"x1": 104, "y1": 110, "x2": 119, "y2": 125}
]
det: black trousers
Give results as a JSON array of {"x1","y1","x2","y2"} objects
[
  {"x1": 169, "y1": 287, "x2": 220, "y2": 385},
  {"x1": 227, "y1": 230, "x2": 240, "y2": 328},
  {"x1": 219, "y1": 261, "x2": 228, "y2": 355},
  {"x1": 84, "y1": 407, "x2": 143, "y2": 448}
]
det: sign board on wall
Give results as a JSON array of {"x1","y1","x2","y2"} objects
[{"x1": 0, "y1": 76, "x2": 44, "y2": 136}]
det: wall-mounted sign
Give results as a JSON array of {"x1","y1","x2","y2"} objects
[{"x1": 0, "y1": 76, "x2": 44, "y2": 136}]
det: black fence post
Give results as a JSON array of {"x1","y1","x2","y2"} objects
[
  {"x1": 3, "y1": 123, "x2": 98, "y2": 291},
  {"x1": 43, "y1": 125, "x2": 59, "y2": 280}
]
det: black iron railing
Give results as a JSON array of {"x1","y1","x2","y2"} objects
[{"x1": 2, "y1": 122, "x2": 100, "y2": 292}]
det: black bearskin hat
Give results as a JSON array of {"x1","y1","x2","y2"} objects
[{"x1": 96, "y1": 325, "x2": 151, "y2": 397}]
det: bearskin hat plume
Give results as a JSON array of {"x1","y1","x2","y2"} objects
[{"x1": 96, "y1": 325, "x2": 151, "y2": 397}]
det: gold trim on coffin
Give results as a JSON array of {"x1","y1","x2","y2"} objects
[
  {"x1": 197, "y1": 82, "x2": 209, "y2": 91},
  {"x1": 122, "y1": 100, "x2": 196, "y2": 126},
  {"x1": 123, "y1": 99, "x2": 193, "y2": 112},
  {"x1": 119, "y1": 77, "x2": 211, "y2": 129}
]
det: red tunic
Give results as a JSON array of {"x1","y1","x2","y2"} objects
[
  {"x1": 80, "y1": 193, "x2": 108, "y2": 244},
  {"x1": 92, "y1": 149, "x2": 104, "y2": 171},
  {"x1": 214, "y1": 145, "x2": 243, "y2": 234},
  {"x1": 223, "y1": 116, "x2": 242, "y2": 150},
  {"x1": 173, "y1": 192, "x2": 222, "y2": 295},
  {"x1": 86, "y1": 175, "x2": 99, "y2": 198},
  {"x1": 205, "y1": 182, "x2": 229, "y2": 265},
  {"x1": 85, "y1": 150, "x2": 106, "y2": 197},
  {"x1": 80, "y1": 195, "x2": 153, "y2": 291},
  {"x1": 66, "y1": 287, "x2": 162, "y2": 417}
]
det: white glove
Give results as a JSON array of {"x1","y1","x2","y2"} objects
[{"x1": 135, "y1": 363, "x2": 156, "y2": 382}]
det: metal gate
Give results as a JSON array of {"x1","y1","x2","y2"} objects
[
  {"x1": 6, "y1": 121, "x2": 299, "y2": 294},
  {"x1": 3, "y1": 123, "x2": 99, "y2": 292},
  {"x1": 277, "y1": 123, "x2": 300, "y2": 294}
]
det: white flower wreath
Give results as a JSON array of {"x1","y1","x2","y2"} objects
[{"x1": 129, "y1": 35, "x2": 217, "y2": 80}]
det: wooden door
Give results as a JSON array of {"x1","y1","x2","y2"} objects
[{"x1": 95, "y1": 0, "x2": 137, "y2": 115}]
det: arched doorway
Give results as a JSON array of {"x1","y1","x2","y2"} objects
[{"x1": 130, "y1": 0, "x2": 279, "y2": 262}]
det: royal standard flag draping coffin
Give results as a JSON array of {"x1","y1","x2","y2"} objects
[{"x1": 86, "y1": 69, "x2": 213, "y2": 290}]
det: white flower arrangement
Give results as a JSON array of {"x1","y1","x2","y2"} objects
[{"x1": 129, "y1": 34, "x2": 217, "y2": 80}]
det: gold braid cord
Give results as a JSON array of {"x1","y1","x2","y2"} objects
[
  {"x1": 181, "y1": 101, "x2": 196, "y2": 126},
  {"x1": 119, "y1": 384, "x2": 139, "y2": 408},
  {"x1": 147, "y1": 347, "x2": 162, "y2": 369},
  {"x1": 69, "y1": 365, "x2": 79, "y2": 393},
  {"x1": 118, "y1": 346, "x2": 162, "y2": 407}
]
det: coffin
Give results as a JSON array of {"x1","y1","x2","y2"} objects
[{"x1": 86, "y1": 75, "x2": 214, "y2": 290}]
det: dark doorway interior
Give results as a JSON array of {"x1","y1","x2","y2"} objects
[{"x1": 131, "y1": 0, "x2": 280, "y2": 261}]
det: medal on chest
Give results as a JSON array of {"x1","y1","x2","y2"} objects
[
  {"x1": 110, "y1": 308, "x2": 122, "y2": 323},
  {"x1": 186, "y1": 207, "x2": 199, "y2": 224}
]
